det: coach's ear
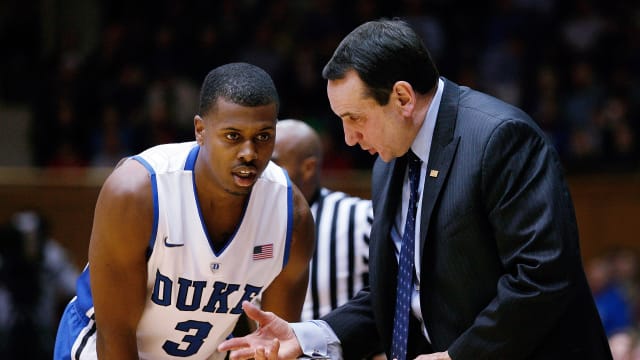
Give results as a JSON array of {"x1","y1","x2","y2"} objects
[{"x1": 392, "y1": 80, "x2": 416, "y2": 118}]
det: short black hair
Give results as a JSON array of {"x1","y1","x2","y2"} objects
[
  {"x1": 322, "y1": 19, "x2": 439, "y2": 105},
  {"x1": 199, "y1": 62, "x2": 280, "y2": 116}
]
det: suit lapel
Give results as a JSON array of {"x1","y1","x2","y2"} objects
[
  {"x1": 372, "y1": 159, "x2": 405, "y2": 244},
  {"x1": 419, "y1": 79, "x2": 460, "y2": 257},
  {"x1": 370, "y1": 155, "x2": 406, "y2": 341}
]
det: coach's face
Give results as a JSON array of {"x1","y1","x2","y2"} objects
[{"x1": 327, "y1": 70, "x2": 414, "y2": 162}]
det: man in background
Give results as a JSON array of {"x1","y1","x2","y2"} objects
[{"x1": 272, "y1": 119, "x2": 372, "y2": 321}]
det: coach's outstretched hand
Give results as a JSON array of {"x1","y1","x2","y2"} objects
[{"x1": 218, "y1": 301, "x2": 303, "y2": 360}]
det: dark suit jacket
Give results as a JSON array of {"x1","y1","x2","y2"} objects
[{"x1": 323, "y1": 78, "x2": 612, "y2": 359}]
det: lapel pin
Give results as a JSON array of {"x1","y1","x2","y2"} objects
[{"x1": 429, "y1": 170, "x2": 439, "y2": 178}]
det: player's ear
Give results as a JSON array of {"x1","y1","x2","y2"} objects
[{"x1": 194, "y1": 115, "x2": 205, "y2": 145}]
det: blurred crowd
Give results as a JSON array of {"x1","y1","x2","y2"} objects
[
  {"x1": 0, "y1": 211, "x2": 78, "y2": 359},
  {"x1": 586, "y1": 247, "x2": 640, "y2": 360},
  {"x1": 0, "y1": 0, "x2": 638, "y2": 172}
]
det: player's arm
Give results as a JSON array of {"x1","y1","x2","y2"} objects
[
  {"x1": 260, "y1": 184, "x2": 315, "y2": 321},
  {"x1": 89, "y1": 159, "x2": 154, "y2": 359}
]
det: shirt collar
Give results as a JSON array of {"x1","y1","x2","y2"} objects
[{"x1": 411, "y1": 78, "x2": 444, "y2": 164}]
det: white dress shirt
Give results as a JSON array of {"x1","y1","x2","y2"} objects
[{"x1": 394, "y1": 77, "x2": 443, "y2": 341}]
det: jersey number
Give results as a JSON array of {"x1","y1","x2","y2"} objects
[{"x1": 162, "y1": 320, "x2": 213, "y2": 357}]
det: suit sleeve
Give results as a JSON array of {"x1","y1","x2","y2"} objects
[
  {"x1": 322, "y1": 287, "x2": 381, "y2": 359},
  {"x1": 448, "y1": 119, "x2": 584, "y2": 359}
]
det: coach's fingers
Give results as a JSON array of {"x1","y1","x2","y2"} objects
[
  {"x1": 266, "y1": 338, "x2": 280, "y2": 360},
  {"x1": 218, "y1": 336, "x2": 250, "y2": 352},
  {"x1": 225, "y1": 338, "x2": 279, "y2": 360},
  {"x1": 255, "y1": 347, "x2": 267, "y2": 360},
  {"x1": 225, "y1": 347, "x2": 259, "y2": 360},
  {"x1": 242, "y1": 300, "x2": 273, "y2": 325},
  {"x1": 254, "y1": 339, "x2": 279, "y2": 360}
]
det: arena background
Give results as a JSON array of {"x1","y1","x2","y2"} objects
[
  {"x1": 0, "y1": 0, "x2": 639, "y2": 327},
  {"x1": 1, "y1": 0, "x2": 638, "y2": 267}
]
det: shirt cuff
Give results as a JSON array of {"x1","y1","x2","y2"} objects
[{"x1": 291, "y1": 320, "x2": 342, "y2": 359}]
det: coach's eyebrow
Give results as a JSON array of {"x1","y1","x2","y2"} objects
[{"x1": 338, "y1": 111, "x2": 355, "y2": 118}]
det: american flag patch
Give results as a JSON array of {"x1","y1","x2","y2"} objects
[{"x1": 253, "y1": 244, "x2": 273, "y2": 260}]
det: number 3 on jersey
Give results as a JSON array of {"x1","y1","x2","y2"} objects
[{"x1": 162, "y1": 320, "x2": 213, "y2": 356}]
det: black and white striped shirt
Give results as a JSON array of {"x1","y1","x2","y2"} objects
[{"x1": 302, "y1": 187, "x2": 373, "y2": 321}]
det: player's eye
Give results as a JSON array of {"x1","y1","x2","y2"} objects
[
  {"x1": 225, "y1": 133, "x2": 240, "y2": 141},
  {"x1": 255, "y1": 133, "x2": 271, "y2": 142}
]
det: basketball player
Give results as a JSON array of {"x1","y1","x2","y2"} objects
[
  {"x1": 271, "y1": 119, "x2": 373, "y2": 321},
  {"x1": 53, "y1": 62, "x2": 315, "y2": 360}
]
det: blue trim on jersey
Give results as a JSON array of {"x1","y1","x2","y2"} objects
[
  {"x1": 184, "y1": 144, "x2": 199, "y2": 170},
  {"x1": 132, "y1": 155, "x2": 160, "y2": 259},
  {"x1": 74, "y1": 313, "x2": 96, "y2": 360},
  {"x1": 54, "y1": 297, "x2": 94, "y2": 360},
  {"x1": 283, "y1": 169, "x2": 294, "y2": 269},
  {"x1": 189, "y1": 147, "x2": 251, "y2": 257},
  {"x1": 75, "y1": 268, "x2": 93, "y2": 312},
  {"x1": 54, "y1": 265, "x2": 95, "y2": 359}
]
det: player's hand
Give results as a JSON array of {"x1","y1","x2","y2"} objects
[{"x1": 218, "y1": 301, "x2": 303, "y2": 360}]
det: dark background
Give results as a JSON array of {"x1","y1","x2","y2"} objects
[{"x1": 1, "y1": 0, "x2": 638, "y2": 173}]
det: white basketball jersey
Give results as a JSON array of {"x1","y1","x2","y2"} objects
[{"x1": 62, "y1": 142, "x2": 294, "y2": 360}]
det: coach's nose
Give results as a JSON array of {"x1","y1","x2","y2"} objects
[{"x1": 343, "y1": 126, "x2": 361, "y2": 147}]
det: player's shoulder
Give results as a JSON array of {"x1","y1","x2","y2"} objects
[
  {"x1": 291, "y1": 183, "x2": 311, "y2": 212},
  {"x1": 100, "y1": 157, "x2": 152, "y2": 205},
  {"x1": 133, "y1": 141, "x2": 198, "y2": 174},
  {"x1": 260, "y1": 161, "x2": 290, "y2": 187}
]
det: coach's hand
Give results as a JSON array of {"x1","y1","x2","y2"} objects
[
  {"x1": 414, "y1": 351, "x2": 451, "y2": 360},
  {"x1": 218, "y1": 301, "x2": 303, "y2": 360}
]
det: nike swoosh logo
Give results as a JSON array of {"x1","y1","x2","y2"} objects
[{"x1": 164, "y1": 236, "x2": 184, "y2": 247}]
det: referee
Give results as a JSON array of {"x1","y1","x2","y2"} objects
[{"x1": 273, "y1": 119, "x2": 373, "y2": 321}]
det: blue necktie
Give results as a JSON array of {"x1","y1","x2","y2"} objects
[{"x1": 391, "y1": 150, "x2": 422, "y2": 360}]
